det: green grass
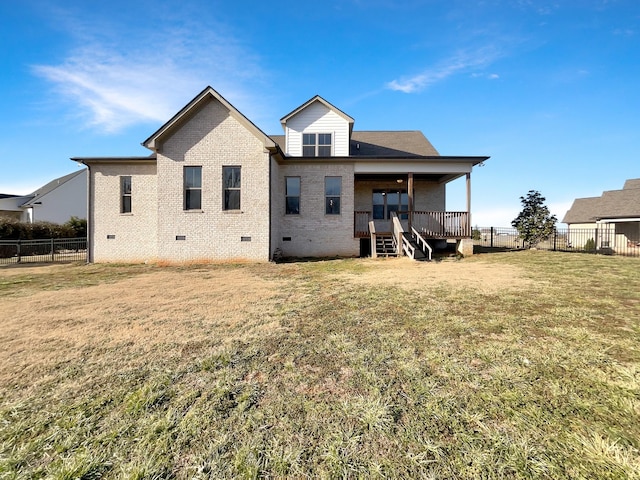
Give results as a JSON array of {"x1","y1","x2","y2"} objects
[{"x1": 1, "y1": 251, "x2": 639, "y2": 478}]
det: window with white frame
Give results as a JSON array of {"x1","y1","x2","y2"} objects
[
  {"x1": 285, "y1": 177, "x2": 300, "y2": 215},
  {"x1": 184, "y1": 166, "x2": 202, "y2": 210},
  {"x1": 223, "y1": 166, "x2": 241, "y2": 210},
  {"x1": 325, "y1": 176, "x2": 341, "y2": 215},
  {"x1": 121, "y1": 176, "x2": 132, "y2": 213},
  {"x1": 302, "y1": 133, "x2": 332, "y2": 156}
]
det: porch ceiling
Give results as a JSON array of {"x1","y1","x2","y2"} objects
[{"x1": 355, "y1": 173, "x2": 463, "y2": 184}]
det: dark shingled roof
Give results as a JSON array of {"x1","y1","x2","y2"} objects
[
  {"x1": 562, "y1": 178, "x2": 640, "y2": 224},
  {"x1": 350, "y1": 131, "x2": 439, "y2": 156},
  {"x1": 269, "y1": 130, "x2": 439, "y2": 157}
]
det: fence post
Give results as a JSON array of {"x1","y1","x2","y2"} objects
[
  {"x1": 490, "y1": 226, "x2": 494, "y2": 248},
  {"x1": 51, "y1": 238, "x2": 55, "y2": 262},
  {"x1": 553, "y1": 229, "x2": 557, "y2": 251},
  {"x1": 16, "y1": 239, "x2": 21, "y2": 263}
]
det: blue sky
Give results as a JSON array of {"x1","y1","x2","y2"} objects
[{"x1": 1, "y1": 0, "x2": 638, "y2": 226}]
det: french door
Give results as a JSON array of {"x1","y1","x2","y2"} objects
[{"x1": 372, "y1": 189, "x2": 409, "y2": 220}]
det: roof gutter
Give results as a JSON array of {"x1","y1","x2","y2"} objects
[{"x1": 597, "y1": 217, "x2": 640, "y2": 223}]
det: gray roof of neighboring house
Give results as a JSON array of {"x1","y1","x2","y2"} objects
[
  {"x1": 270, "y1": 130, "x2": 440, "y2": 157},
  {"x1": 562, "y1": 178, "x2": 640, "y2": 223},
  {"x1": 20, "y1": 169, "x2": 86, "y2": 207}
]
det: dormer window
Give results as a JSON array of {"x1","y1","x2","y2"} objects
[{"x1": 302, "y1": 133, "x2": 332, "y2": 156}]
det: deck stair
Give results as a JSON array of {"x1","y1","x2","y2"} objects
[
  {"x1": 402, "y1": 232, "x2": 428, "y2": 260},
  {"x1": 375, "y1": 234, "x2": 397, "y2": 257}
]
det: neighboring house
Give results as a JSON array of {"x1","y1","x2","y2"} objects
[
  {"x1": 0, "y1": 194, "x2": 32, "y2": 220},
  {"x1": 72, "y1": 86, "x2": 488, "y2": 263},
  {"x1": 0, "y1": 169, "x2": 87, "y2": 224},
  {"x1": 563, "y1": 178, "x2": 640, "y2": 251}
]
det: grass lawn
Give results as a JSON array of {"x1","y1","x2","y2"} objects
[{"x1": 0, "y1": 251, "x2": 638, "y2": 479}]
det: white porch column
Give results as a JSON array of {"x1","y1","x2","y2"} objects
[{"x1": 466, "y1": 172, "x2": 471, "y2": 215}]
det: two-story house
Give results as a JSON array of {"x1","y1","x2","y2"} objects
[{"x1": 73, "y1": 86, "x2": 488, "y2": 263}]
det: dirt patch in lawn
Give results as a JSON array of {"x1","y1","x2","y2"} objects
[{"x1": 338, "y1": 257, "x2": 533, "y2": 293}]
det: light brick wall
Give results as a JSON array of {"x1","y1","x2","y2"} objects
[
  {"x1": 91, "y1": 163, "x2": 158, "y2": 262},
  {"x1": 156, "y1": 98, "x2": 271, "y2": 262},
  {"x1": 273, "y1": 162, "x2": 359, "y2": 257}
]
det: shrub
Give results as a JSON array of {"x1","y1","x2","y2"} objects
[
  {"x1": 0, "y1": 217, "x2": 79, "y2": 241},
  {"x1": 584, "y1": 238, "x2": 596, "y2": 252},
  {"x1": 65, "y1": 216, "x2": 87, "y2": 238}
]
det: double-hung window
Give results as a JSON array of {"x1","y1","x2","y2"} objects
[
  {"x1": 285, "y1": 177, "x2": 300, "y2": 214},
  {"x1": 121, "y1": 176, "x2": 132, "y2": 213},
  {"x1": 184, "y1": 166, "x2": 202, "y2": 210},
  {"x1": 302, "y1": 133, "x2": 332, "y2": 156},
  {"x1": 325, "y1": 176, "x2": 341, "y2": 215},
  {"x1": 223, "y1": 166, "x2": 241, "y2": 210}
]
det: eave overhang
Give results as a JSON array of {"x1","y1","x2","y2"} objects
[{"x1": 71, "y1": 156, "x2": 158, "y2": 165}]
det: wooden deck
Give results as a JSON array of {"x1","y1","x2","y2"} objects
[{"x1": 355, "y1": 211, "x2": 470, "y2": 239}]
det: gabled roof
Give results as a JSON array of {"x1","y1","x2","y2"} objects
[
  {"x1": 563, "y1": 178, "x2": 640, "y2": 223},
  {"x1": 143, "y1": 86, "x2": 276, "y2": 151},
  {"x1": 279, "y1": 95, "x2": 355, "y2": 132},
  {"x1": 562, "y1": 197, "x2": 602, "y2": 224},
  {"x1": 20, "y1": 169, "x2": 86, "y2": 207}
]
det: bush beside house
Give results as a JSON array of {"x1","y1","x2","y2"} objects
[
  {"x1": 0, "y1": 216, "x2": 87, "y2": 240},
  {"x1": 0, "y1": 216, "x2": 87, "y2": 257}
]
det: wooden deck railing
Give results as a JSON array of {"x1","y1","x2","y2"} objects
[
  {"x1": 355, "y1": 211, "x2": 470, "y2": 239},
  {"x1": 354, "y1": 211, "x2": 371, "y2": 238},
  {"x1": 412, "y1": 211, "x2": 470, "y2": 238}
]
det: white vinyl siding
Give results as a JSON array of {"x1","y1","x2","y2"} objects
[{"x1": 284, "y1": 101, "x2": 349, "y2": 156}]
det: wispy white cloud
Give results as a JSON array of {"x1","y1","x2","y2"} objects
[
  {"x1": 386, "y1": 47, "x2": 502, "y2": 93},
  {"x1": 32, "y1": 11, "x2": 268, "y2": 133},
  {"x1": 471, "y1": 72, "x2": 500, "y2": 80}
]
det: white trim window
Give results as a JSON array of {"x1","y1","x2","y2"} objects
[
  {"x1": 302, "y1": 133, "x2": 332, "y2": 156},
  {"x1": 223, "y1": 166, "x2": 241, "y2": 210},
  {"x1": 285, "y1": 177, "x2": 301, "y2": 215},
  {"x1": 121, "y1": 176, "x2": 132, "y2": 213},
  {"x1": 184, "y1": 166, "x2": 202, "y2": 210},
  {"x1": 325, "y1": 176, "x2": 341, "y2": 215}
]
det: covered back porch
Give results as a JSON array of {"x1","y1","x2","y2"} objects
[{"x1": 351, "y1": 168, "x2": 475, "y2": 258}]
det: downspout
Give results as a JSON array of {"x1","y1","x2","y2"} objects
[
  {"x1": 268, "y1": 151, "x2": 272, "y2": 261},
  {"x1": 84, "y1": 162, "x2": 92, "y2": 263}
]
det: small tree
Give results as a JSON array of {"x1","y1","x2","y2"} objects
[{"x1": 511, "y1": 190, "x2": 557, "y2": 248}]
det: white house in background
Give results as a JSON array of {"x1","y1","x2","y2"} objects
[
  {"x1": 73, "y1": 86, "x2": 488, "y2": 263},
  {"x1": 0, "y1": 169, "x2": 87, "y2": 224},
  {"x1": 563, "y1": 178, "x2": 640, "y2": 251}
]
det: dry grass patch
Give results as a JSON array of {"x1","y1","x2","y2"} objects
[
  {"x1": 0, "y1": 252, "x2": 639, "y2": 479},
  {"x1": 338, "y1": 256, "x2": 534, "y2": 293}
]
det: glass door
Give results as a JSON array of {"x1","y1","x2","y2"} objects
[{"x1": 373, "y1": 189, "x2": 409, "y2": 220}]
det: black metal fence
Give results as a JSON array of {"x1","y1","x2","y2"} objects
[
  {"x1": 0, "y1": 238, "x2": 87, "y2": 265},
  {"x1": 473, "y1": 227, "x2": 640, "y2": 257}
]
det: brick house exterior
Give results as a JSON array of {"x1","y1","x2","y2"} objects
[{"x1": 73, "y1": 86, "x2": 488, "y2": 263}]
